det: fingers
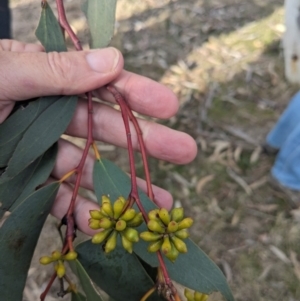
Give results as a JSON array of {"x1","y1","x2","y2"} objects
[
  {"x1": 0, "y1": 47, "x2": 123, "y2": 101},
  {"x1": 95, "y1": 70, "x2": 179, "y2": 119},
  {"x1": 0, "y1": 40, "x2": 45, "y2": 123},
  {"x1": 0, "y1": 39, "x2": 45, "y2": 52},
  {"x1": 52, "y1": 139, "x2": 173, "y2": 209},
  {"x1": 66, "y1": 100, "x2": 197, "y2": 164},
  {"x1": 50, "y1": 181, "x2": 99, "y2": 236},
  {"x1": 0, "y1": 101, "x2": 14, "y2": 123}
]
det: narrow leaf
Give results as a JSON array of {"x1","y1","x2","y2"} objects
[
  {"x1": 72, "y1": 292, "x2": 87, "y2": 301},
  {"x1": 35, "y1": 1, "x2": 67, "y2": 52},
  {"x1": 0, "y1": 97, "x2": 54, "y2": 167},
  {"x1": 93, "y1": 159, "x2": 235, "y2": 301},
  {"x1": 76, "y1": 240, "x2": 164, "y2": 301},
  {"x1": 0, "y1": 143, "x2": 57, "y2": 218},
  {"x1": 82, "y1": 0, "x2": 117, "y2": 48},
  {"x1": 0, "y1": 182, "x2": 60, "y2": 301},
  {"x1": 69, "y1": 259, "x2": 104, "y2": 301},
  {"x1": 3, "y1": 95, "x2": 77, "y2": 180}
]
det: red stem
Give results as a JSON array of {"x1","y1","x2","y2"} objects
[
  {"x1": 106, "y1": 85, "x2": 149, "y2": 221},
  {"x1": 40, "y1": 272, "x2": 57, "y2": 301},
  {"x1": 157, "y1": 251, "x2": 172, "y2": 286},
  {"x1": 124, "y1": 106, "x2": 154, "y2": 201},
  {"x1": 54, "y1": 0, "x2": 95, "y2": 252},
  {"x1": 106, "y1": 86, "x2": 173, "y2": 293},
  {"x1": 41, "y1": 1, "x2": 95, "y2": 299},
  {"x1": 55, "y1": 0, "x2": 82, "y2": 50}
]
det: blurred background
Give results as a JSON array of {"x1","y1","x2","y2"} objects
[{"x1": 8, "y1": 0, "x2": 300, "y2": 300}]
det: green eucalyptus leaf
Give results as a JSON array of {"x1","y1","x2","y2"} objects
[
  {"x1": 1, "y1": 95, "x2": 77, "y2": 182},
  {"x1": 93, "y1": 158, "x2": 129, "y2": 203},
  {"x1": 69, "y1": 259, "x2": 104, "y2": 301},
  {"x1": 72, "y1": 292, "x2": 87, "y2": 301},
  {"x1": 76, "y1": 240, "x2": 164, "y2": 301},
  {"x1": 92, "y1": 158, "x2": 235, "y2": 301},
  {"x1": 0, "y1": 182, "x2": 60, "y2": 301},
  {"x1": 0, "y1": 143, "x2": 57, "y2": 218},
  {"x1": 0, "y1": 97, "x2": 54, "y2": 167},
  {"x1": 82, "y1": 0, "x2": 117, "y2": 48},
  {"x1": 35, "y1": 1, "x2": 67, "y2": 52}
]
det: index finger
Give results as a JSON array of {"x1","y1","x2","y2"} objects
[{"x1": 94, "y1": 70, "x2": 179, "y2": 119}]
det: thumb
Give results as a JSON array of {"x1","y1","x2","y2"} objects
[{"x1": 0, "y1": 47, "x2": 123, "y2": 101}]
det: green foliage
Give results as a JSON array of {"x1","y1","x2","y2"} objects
[
  {"x1": 72, "y1": 292, "x2": 88, "y2": 301},
  {"x1": 0, "y1": 97, "x2": 54, "y2": 167},
  {"x1": 69, "y1": 260, "x2": 104, "y2": 301},
  {"x1": 91, "y1": 158, "x2": 235, "y2": 301},
  {"x1": 35, "y1": 1, "x2": 67, "y2": 52},
  {"x1": 0, "y1": 182, "x2": 60, "y2": 300},
  {"x1": 0, "y1": 144, "x2": 57, "y2": 218},
  {"x1": 82, "y1": 0, "x2": 117, "y2": 48},
  {"x1": 0, "y1": 1, "x2": 236, "y2": 301},
  {"x1": 1, "y1": 95, "x2": 77, "y2": 180},
  {"x1": 76, "y1": 240, "x2": 164, "y2": 301}
]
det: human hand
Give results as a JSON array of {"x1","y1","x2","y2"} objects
[{"x1": 0, "y1": 39, "x2": 197, "y2": 235}]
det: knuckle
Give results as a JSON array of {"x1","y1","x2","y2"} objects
[{"x1": 46, "y1": 52, "x2": 73, "y2": 93}]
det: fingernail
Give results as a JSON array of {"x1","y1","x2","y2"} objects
[{"x1": 86, "y1": 48, "x2": 120, "y2": 73}]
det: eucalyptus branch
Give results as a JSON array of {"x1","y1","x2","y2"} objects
[
  {"x1": 40, "y1": 0, "x2": 96, "y2": 299},
  {"x1": 106, "y1": 85, "x2": 149, "y2": 221},
  {"x1": 106, "y1": 85, "x2": 178, "y2": 301}
]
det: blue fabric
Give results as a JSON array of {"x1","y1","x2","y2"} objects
[
  {"x1": 267, "y1": 91, "x2": 300, "y2": 149},
  {"x1": 268, "y1": 91, "x2": 300, "y2": 190}
]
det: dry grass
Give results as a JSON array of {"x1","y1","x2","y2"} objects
[{"x1": 10, "y1": 0, "x2": 300, "y2": 300}]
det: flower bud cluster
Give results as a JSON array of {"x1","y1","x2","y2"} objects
[
  {"x1": 39, "y1": 250, "x2": 78, "y2": 278},
  {"x1": 89, "y1": 195, "x2": 143, "y2": 253},
  {"x1": 140, "y1": 207, "x2": 193, "y2": 262},
  {"x1": 184, "y1": 289, "x2": 208, "y2": 301}
]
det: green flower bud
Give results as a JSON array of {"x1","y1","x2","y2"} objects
[
  {"x1": 89, "y1": 210, "x2": 105, "y2": 220},
  {"x1": 148, "y1": 209, "x2": 160, "y2": 221},
  {"x1": 158, "y1": 208, "x2": 171, "y2": 226},
  {"x1": 56, "y1": 264, "x2": 66, "y2": 278},
  {"x1": 101, "y1": 195, "x2": 111, "y2": 205},
  {"x1": 99, "y1": 217, "x2": 114, "y2": 229},
  {"x1": 121, "y1": 235, "x2": 133, "y2": 254},
  {"x1": 177, "y1": 217, "x2": 194, "y2": 230},
  {"x1": 165, "y1": 242, "x2": 179, "y2": 263},
  {"x1": 120, "y1": 208, "x2": 136, "y2": 221},
  {"x1": 55, "y1": 261, "x2": 66, "y2": 278},
  {"x1": 194, "y1": 291, "x2": 208, "y2": 301},
  {"x1": 39, "y1": 256, "x2": 53, "y2": 265},
  {"x1": 92, "y1": 229, "x2": 112, "y2": 244},
  {"x1": 101, "y1": 202, "x2": 114, "y2": 218},
  {"x1": 147, "y1": 240, "x2": 163, "y2": 253},
  {"x1": 127, "y1": 212, "x2": 143, "y2": 227},
  {"x1": 113, "y1": 197, "x2": 126, "y2": 219},
  {"x1": 161, "y1": 236, "x2": 172, "y2": 255},
  {"x1": 63, "y1": 251, "x2": 78, "y2": 261},
  {"x1": 105, "y1": 231, "x2": 118, "y2": 253},
  {"x1": 184, "y1": 289, "x2": 194, "y2": 301},
  {"x1": 140, "y1": 231, "x2": 163, "y2": 242},
  {"x1": 171, "y1": 236, "x2": 187, "y2": 253},
  {"x1": 147, "y1": 220, "x2": 165, "y2": 233},
  {"x1": 89, "y1": 219, "x2": 101, "y2": 230},
  {"x1": 167, "y1": 221, "x2": 179, "y2": 233},
  {"x1": 174, "y1": 229, "x2": 189, "y2": 239},
  {"x1": 115, "y1": 219, "x2": 127, "y2": 231},
  {"x1": 170, "y1": 207, "x2": 184, "y2": 222},
  {"x1": 122, "y1": 227, "x2": 139, "y2": 243},
  {"x1": 51, "y1": 250, "x2": 62, "y2": 260}
]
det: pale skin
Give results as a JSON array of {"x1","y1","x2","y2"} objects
[{"x1": 0, "y1": 39, "x2": 197, "y2": 235}]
